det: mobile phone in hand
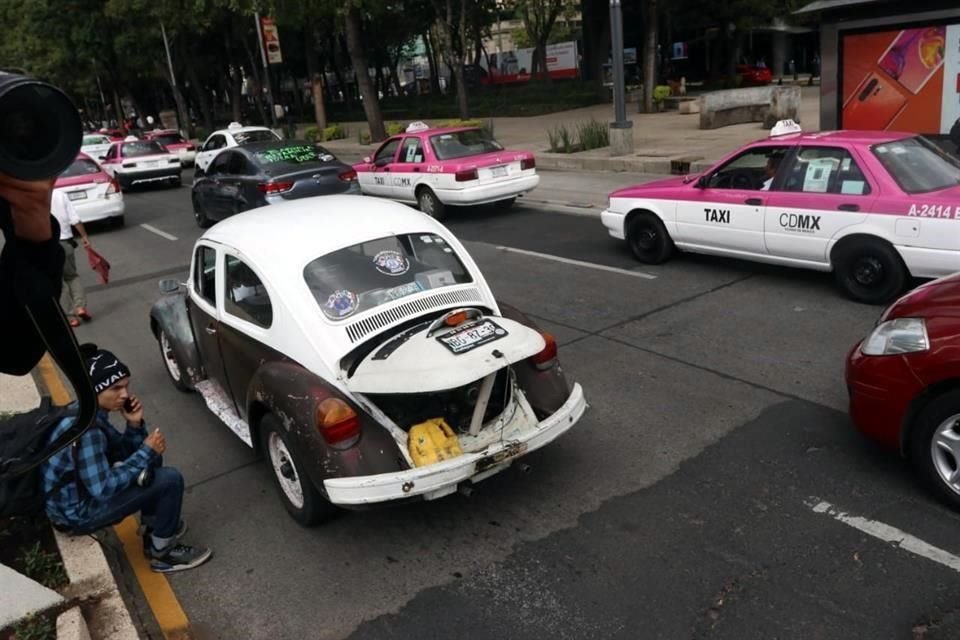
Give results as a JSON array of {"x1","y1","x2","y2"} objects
[{"x1": 124, "y1": 397, "x2": 135, "y2": 413}]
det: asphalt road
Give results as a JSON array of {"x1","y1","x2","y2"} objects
[{"x1": 66, "y1": 169, "x2": 960, "y2": 640}]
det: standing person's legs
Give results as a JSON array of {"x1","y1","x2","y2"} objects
[{"x1": 59, "y1": 240, "x2": 86, "y2": 323}]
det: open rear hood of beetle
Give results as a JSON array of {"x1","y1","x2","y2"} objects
[{"x1": 345, "y1": 316, "x2": 545, "y2": 393}]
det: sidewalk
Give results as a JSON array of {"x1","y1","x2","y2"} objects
[{"x1": 313, "y1": 85, "x2": 821, "y2": 174}]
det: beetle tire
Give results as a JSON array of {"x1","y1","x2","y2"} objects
[
  {"x1": 832, "y1": 238, "x2": 907, "y2": 305},
  {"x1": 416, "y1": 186, "x2": 447, "y2": 221},
  {"x1": 156, "y1": 329, "x2": 191, "y2": 392},
  {"x1": 626, "y1": 212, "x2": 675, "y2": 264},
  {"x1": 910, "y1": 390, "x2": 960, "y2": 511},
  {"x1": 260, "y1": 414, "x2": 338, "y2": 527},
  {"x1": 193, "y1": 194, "x2": 213, "y2": 229}
]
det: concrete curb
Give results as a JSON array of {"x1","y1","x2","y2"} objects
[{"x1": 57, "y1": 607, "x2": 91, "y2": 640}]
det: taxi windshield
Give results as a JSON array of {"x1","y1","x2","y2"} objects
[
  {"x1": 872, "y1": 137, "x2": 960, "y2": 194},
  {"x1": 122, "y1": 141, "x2": 166, "y2": 158},
  {"x1": 82, "y1": 135, "x2": 109, "y2": 145},
  {"x1": 429, "y1": 129, "x2": 502, "y2": 161},
  {"x1": 303, "y1": 233, "x2": 473, "y2": 321}
]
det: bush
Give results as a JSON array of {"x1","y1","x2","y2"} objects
[
  {"x1": 386, "y1": 122, "x2": 405, "y2": 136},
  {"x1": 18, "y1": 541, "x2": 67, "y2": 589},
  {"x1": 305, "y1": 123, "x2": 348, "y2": 142},
  {"x1": 13, "y1": 613, "x2": 55, "y2": 640},
  {"x1": 304, "y1": 125, "x2": 321, "y2": 142},
  {"x1": 653, "y1": 85, "x2": 672, "y2": 104},
  {"x1": 576, "y1": 118, "x2": 609, "y2": 150},
  {"x1": 547, "y1": 124, "x2": 573, "y2": 153}
]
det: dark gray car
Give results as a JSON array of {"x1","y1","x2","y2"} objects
[{"x1": 190, "y1": 141, "x2": 359, "y2": 228}]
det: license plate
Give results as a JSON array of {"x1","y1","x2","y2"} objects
[
  {"x1": 490, "y1": 165, "x2": 507, "y2": 178},
  {"x1": 144, "y1": 160, "x2": 158, "y2": 168},
  {"x1": 437, "y1": 319, "x2": 507, "y2": 354},
  {"x1": 67, "y1": 191, "x2": 87, "y2": 201},
  {"x1": 476, "y1": 441, "x2": 528, "y2": 473}
]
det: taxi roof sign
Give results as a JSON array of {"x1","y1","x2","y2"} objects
[
  {"x1": 227, "y1": 121, "x2": 244, "y2": 130},
  {"x1": 406, "y1": 121, "x2": 430, "y2": 133},
  {"x1": 123, "y1": 135, "x2": 139, "y2": 142},
  {"x1": 770, "y1": 119, "x2": 802, "y2": 137}
]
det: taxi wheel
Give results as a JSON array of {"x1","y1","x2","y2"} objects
[
  {"x1": 910, "y1": 390, "x2": 960, "y2": 510},
  {"x1": 833, "y1": 239, "x2": 907, "y2": 304},
  {"x1": 192, "y1": 194, "x2": 213, "y2": 229},
  {"x1": 417, "y1": 187, "x2": 447, "y2": 221},
  {"x1": 627, "y1": 213, "x2": 675, "y2": 264},
  {"x1": 259, "y1": 414, "x2": 338, "y2": 527}
]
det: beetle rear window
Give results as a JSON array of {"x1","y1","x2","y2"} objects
[
  {"x1": 303, "y1": 233, "x2": 473, "y2": 321},
  {"x1": 872, "y1": 137, "x2": 960, "y2": 194}
]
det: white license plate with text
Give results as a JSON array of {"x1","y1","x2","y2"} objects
[{"x1": 437, "y1": 320, "x2": 507, "y2": 354}]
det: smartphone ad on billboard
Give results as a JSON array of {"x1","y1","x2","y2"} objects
[{"x1": 841, "y1": 24, "x2": 960, "y2": 134}]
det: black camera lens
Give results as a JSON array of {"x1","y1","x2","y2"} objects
[{"x1": 0, "y1": 73, "x2": 82, "y2": 180}]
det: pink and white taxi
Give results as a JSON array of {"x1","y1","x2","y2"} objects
[
  {"x1": 353, "y1": 122, "x2": 539, "y2": 220},
  {"x1": 601, "y1": 121, "x2": 960, "y2": 304}
]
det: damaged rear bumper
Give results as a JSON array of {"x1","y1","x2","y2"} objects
[{"x1": 323, "y1": 383, "x2": 586, "y2": 505}]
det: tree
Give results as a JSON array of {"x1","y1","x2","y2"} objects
[
  {"x1": 342, "y1": 3, "x2": 386, "y2": 141},
  {"x1": 431, "y1": 0, "x2": 469, "y2": 119},
  {"x1": 641, "y1": 0, "x2": 657, "y2": 113}
]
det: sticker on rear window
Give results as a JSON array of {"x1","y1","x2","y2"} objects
[
  {"x1": 325, "y1": 289, "x2": 359, "y2": 318},
  {"x1": 373, "y1": 250, "x2": 409, "y2": 276},
  {"x1": 256, "y1": 146, "x2": 319, "y2": 164}
]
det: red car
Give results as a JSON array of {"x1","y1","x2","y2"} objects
[
  {"x1": 846, "y1": 273, "x2": 960, "y2": 507},
  {"x1": 144, "y1": 129, "x2": 197, "y2": 166},
  {"x1": 737, "y1": 64, "x2": 773, "y2": 86},
  {"x1": 98, "y1": 127, "x2": 128, "y2": 142}
]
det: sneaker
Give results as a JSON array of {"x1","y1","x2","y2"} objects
[
  {"x1": 149, "y1": 543, "x2": 213, "y2": 573},
  {"x1": 76, "y1": 307, "x2": 92, "y2": 321},
  {"x1": 140, "y1": 520, "x2": 188, "y2": 557}
]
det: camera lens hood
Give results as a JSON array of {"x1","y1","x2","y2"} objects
[{"x1": 0, "y1": 72, "x2": 82, "y2": 180}]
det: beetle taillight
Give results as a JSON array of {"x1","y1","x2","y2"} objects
[
  {"x1": 455, "y1": 168, "x2": 478, "y2": 182},
  {"x1": 530, "y1": 332, "x2": 558, "y2": 370},
  {"x1": 521, "y1": 157, "x2": 536, "y2": 171},
  {"x1": 316, "y1": 398, "x2": 360, "y2": 447}
]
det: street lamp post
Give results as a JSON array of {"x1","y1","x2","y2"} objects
[{"x1": 608, "y1": 0, "x2": 634, "y2": 156}]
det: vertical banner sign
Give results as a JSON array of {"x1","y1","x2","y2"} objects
[
  {"x1": 261, "y1": 17, "x2": 282, "y2": 64},
  {"x1": 940, "y1": 25, "x2": 960, "y2": 134}
]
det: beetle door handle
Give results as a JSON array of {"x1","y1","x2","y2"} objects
[
  {"x1": 744, "y1": 197, "x2": 763, "y2": 206},
  {"x1": 838, "y1": 203, "x2": 860, "y2": 212},
  {"x1": 205, "y1": 326, "x2": 217, "y2": 335}
]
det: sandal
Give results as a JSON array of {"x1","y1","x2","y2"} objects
[
  {"x1": 76, "y1": 307, "x2": 92, "y2": 321},
  {"x1": 68, "y1": 317, "x2": 81, "y2": 328}
]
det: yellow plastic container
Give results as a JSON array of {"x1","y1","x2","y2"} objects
[{"x1": 408, "y1": 418, "x2": 464, "y2": 467}]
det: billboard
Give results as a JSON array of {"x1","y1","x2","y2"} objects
[
  {"x1": 483, "y1": 41, "x2": 578, "y2": 83},
  {"x1": 841, "y1": 24, "x2": 960, "y2": 134},
  {"x1": 260, "y1": 16, "x2": 282, "y2": 64}
]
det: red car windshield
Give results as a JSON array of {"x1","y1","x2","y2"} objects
[
  {"x1": 122, "y1": 141, "x2": 166, "y2": 158},
  {"x1": 429, "y1": 129, "x2": 502, "y2": 161},
  {"x1": 60, "y1": 158, "x2": 102, "y2": 179},
  {"x1": 152, "y1": 133, "x2": 186, "y2": 146}
]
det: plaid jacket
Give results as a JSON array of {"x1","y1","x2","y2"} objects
[{"x1": 42, "y1": 408, "x2": 157, "y2": 527}]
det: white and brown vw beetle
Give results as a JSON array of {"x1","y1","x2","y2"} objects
[{"x1": 150, "y1": 196, "x2": 586, "y2": 525}]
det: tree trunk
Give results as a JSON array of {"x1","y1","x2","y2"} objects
[
  {"x1": 389, "y1": 47, "x2": 404, "y2": 97},
  {"x1": 642, "y1": 0, "x2": 657, "y2": 113},
  {"x1": 333, "y1": 36, "x2": 352, "y2": 107},
  {"x1": 581, "y1": 0, "x2": 610, "y2": 97},
  {"x1": 424, "y1": 30, "x2": 441, "y2": 94},
  {"x1": 305, "y1": 29, "x2": 327, "y2": 129},
  {"x1": 184, "y1": 60, "x2": 212, "y2": 134},
  {"x1": 243, "y1": 39, "x2": 269, "y2": 125},
  {"x1": 344, "y1": 5, "x2": 386, "y2": 141}
]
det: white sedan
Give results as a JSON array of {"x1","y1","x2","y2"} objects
[
  {"x1": 194, "y1": 123, "x2": 281, "y2": 174},
  {"x1": 150, "y1": 196, "x2": 585, "y2": 525},
  {"x1": 80, "y1": 134, "x2": 113, "y2": 160}
]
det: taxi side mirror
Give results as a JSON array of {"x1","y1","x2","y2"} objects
[
  {"x1": 695, "y1": 175, "x2": 708, "y2": 188},
  {"x1": 363, "y1": 156, "x2": 371, "y2": 163}
]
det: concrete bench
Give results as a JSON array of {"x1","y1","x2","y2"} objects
[{"x1": 697, "y1": 86, "x2": 800, "y2": 130}]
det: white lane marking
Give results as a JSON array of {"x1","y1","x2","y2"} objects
[
  {"x1": 140, "y1": 224, "x2": 178, "y2": 241},
  {"x1": 809, "y1": 499, "x2": 960, "y2": 573},
  {"x1": 494, "y1": 245, "x2": 657, "y2": 280}
]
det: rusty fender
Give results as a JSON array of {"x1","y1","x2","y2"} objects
[
  {"x1": 497, "y1": 302, "x2": 572, "y2": 417},
  {"x1": 149, "y1": 293, "x2": 204, "y2": 386},
  {"x1": 246, "y1": 362, "x2": 407, "y2": 495}
]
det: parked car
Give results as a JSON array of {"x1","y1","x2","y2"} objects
[
  {"x1": 54, "y1": 153, "x2": 124, "y2": 226},
  {"x1": 601, "y1": 121, "x2": 960, "y2": 304},
  {"x1": 194, "y1": 123, "x2": 281, "y2": 174},
  {"x1": 98, "y1": 127, "x2": 128, "y2": 142},
  {"x1": 80, "y1": 134, "x2": 113, "y2": 160},
  {"x1": 144, "y1": 129, "x2": 197, "y2": 166},
  {"x1": 846, "y1": 273, "x2": 960, "y2": 508},
  {"x1": 353, "y1": 122, "x2": 539, "y2": 220},
  {"x1": 150, "y1": 196, "x2": 586, "y2": 525},
  {"x1": 100, "y1": 137, "x2": 181, "y2": 190},
  {"x1": 190, "y1": 140, "x2": 358, "y2": 228}
]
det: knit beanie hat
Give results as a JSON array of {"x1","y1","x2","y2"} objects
[{"x1": 83, "y1": 346, "x2": 131, "y2": 394}]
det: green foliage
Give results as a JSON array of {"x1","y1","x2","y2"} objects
[
  {"x1": 358, "y1": 129, "x2": 372, "y2": 145},
  {"x1": 547, "y1": 118, "x2": 608, "y2": 153},
  {"x1": 386, "y1": 122, "x2": 405, "y2": 136},
  {"x1": 575, "y1": 118, "x2": 608, "y2": 150},
  {"x1": 13, "y1": 614, "x2": 55, "y2": 640},
  {"x1": 323, "y1": 124, "x2": 348, "y2": 141},
  {"x1": 18, "y1": 542, "x2": 68, "y2": 590},
  {"x1": 653, "y1": 85, "x2": 672, "y2": 104}
]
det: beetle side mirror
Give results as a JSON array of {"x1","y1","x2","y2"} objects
[{"x1": 158, "y1": 279, "x2": 183, "y2": 294}]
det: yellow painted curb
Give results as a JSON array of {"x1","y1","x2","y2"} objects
[
  {"x1": 114, "y1": 518, "x2": 192, "y2": 640},
  {"x1": 37, "y1": 353, "x2": 72, "y2": 405}
]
